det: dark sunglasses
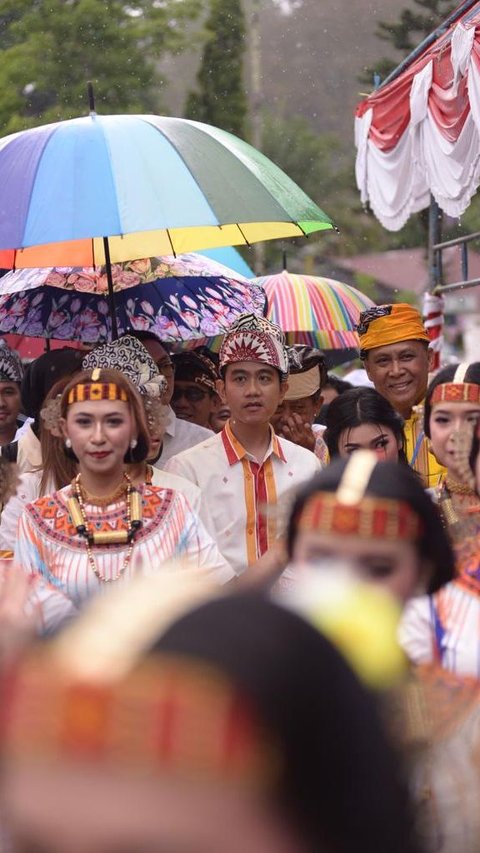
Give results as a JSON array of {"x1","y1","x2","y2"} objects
[{"x1": 172, "y1": 386, "x2": 208, "y2": 403}]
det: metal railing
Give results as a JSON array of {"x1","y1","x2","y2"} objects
[{"x1": 432, "y1": 230, "x2": 480, "y2": 295}]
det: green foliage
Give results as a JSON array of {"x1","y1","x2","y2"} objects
[
  {"x1": 0, "y1": 0, "x2": 202, "y2": 134},
  {"x1": 259, "y1": 111, "x2": 427, "y2": 262},
  {"x1": 185, "y1": 0, "x2": 247, "y2": 137},
  {"x1": 361, "y1": 0, "x2": 456, "y2": 86}
]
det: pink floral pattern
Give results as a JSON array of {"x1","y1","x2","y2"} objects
[{"x1": 0, "y1": 255, "x2": 266, "y2": 344}]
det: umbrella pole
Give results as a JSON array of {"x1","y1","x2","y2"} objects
[{"x1": 103, "y1": 236, "x2": 119, "y2": 341}]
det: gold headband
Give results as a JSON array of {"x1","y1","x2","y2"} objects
[
  {"x1": 68, "y1": 383, "x2": 128, "y2": 405},
  {"x1": 2, "y1": 650, "x2": 280, "y2": 788}
]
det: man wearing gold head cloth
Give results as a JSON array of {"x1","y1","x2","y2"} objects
[{"x1": 357, "y1": 304, "x2": 445, "y2": 488}]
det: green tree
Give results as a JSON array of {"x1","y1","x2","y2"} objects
[
  {"x1": 361, "y1": 0, "x2": 456, "y2": 85},
  {"x1": 185, "y1": 0, "x2": 247, "y2": 137},
  {"x1": 259, "y1": 111, "x2": 430, "y2": 264},
  {"x1": 0, "y1": 0, "x2": 201, "y2": 134}
]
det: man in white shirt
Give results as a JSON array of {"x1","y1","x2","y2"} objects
[
  {"x1": 165, "y1": 314, "x2": 320, "y2": 575},
  {"x1": 0, "y1": 341, "x2": 24, "y2": 448},
  {"x1": 131, "y1": 331, "x2": 212, "y2": 467}
]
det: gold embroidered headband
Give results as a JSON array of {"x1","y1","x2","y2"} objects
[{"x1": 68, "y1": 369, "x2": 128, "y2": 405}]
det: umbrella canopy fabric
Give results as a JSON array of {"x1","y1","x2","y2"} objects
[
  {"x1": 255, "y1": 271, "x2": 375, "y2": 350},
  {"x1": 0, "y1": 114, "x2": 334, "y2": 268},
  {"x1": 0, "y1": 254, "x2": 266, "y2": 344},
  {"x1": 355, "y1": 2, "x2": 480, "y2": 231}
]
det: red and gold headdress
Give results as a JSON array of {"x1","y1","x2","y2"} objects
[
  {"x1": 0, "y1": 570, "x2": 280, "y2": 788},
  {"x1": 219, "y1": 314, "x2": 289, "y2": 380},
  {"x1": 297, "y1": 451, "x2": 422, "y2": 541},
  {"x1": 67, "y1": 368, "x2": 128, "y2": 405},
  {"x1": 431, "y1": 363, "x2": 480, "y2": 404},
  {"x1": 1, "y1": 650, "x2": 279, "y2": 788}
]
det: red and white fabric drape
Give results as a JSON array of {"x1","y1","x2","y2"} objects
[{"x1": 355, "y1": 6, "x2": 480, "y2": 231}]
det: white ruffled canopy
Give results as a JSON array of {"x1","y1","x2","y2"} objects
[{"x1": 355, "y1": 5, "x2": 480, "y2": 231}]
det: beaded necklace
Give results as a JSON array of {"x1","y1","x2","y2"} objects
[{"x1": 67, "y1": 473, "x2": 143, "y2": 583}]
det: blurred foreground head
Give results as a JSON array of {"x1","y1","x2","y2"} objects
[{"x1": 0, "y1": 578, "x2": 419, "y2": 853}]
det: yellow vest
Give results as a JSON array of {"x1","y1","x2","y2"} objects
[{"x1": 404, "y1": 404, "x2": 445, "y2": 489}]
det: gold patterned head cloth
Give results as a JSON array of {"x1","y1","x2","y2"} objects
[
  {"x1": 431, "y1": 363, "x2": 480, "y2": 404},
  {"x1": 67, "y1": 368, "x2": 128, "y2": 405},
  {"x1": 297, "y1": 450, "x2": 423, "y2": 541},
  {"x1": 357, "y1": 304, "x2": 430, "y2": 355},
  {"x1": 219, "y1": 313, "x2": 289, "y2": 380}
]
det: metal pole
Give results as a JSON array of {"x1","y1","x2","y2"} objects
[
  {"x1": 428, "y1": 197, "x2": 442, "y2": 290},
  {"x1": 103, "y1": 237, "x2": 119, "y2": 341},
  {"x1": 250, "y1": 0, "x2": 265, "y2": 275},
  {"x1": 378, "y1": 0, "x2": 478, "y2": 90}
]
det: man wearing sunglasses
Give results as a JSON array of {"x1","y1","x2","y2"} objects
[{"x1": 171, "y1": 351, "x2": 220, "y2": 429}]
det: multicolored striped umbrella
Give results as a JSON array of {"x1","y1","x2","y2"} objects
[
  {"x1": 0, "y1": 114, "x2": 334, "y2": 268},
  {"x1": 255, "y1": 272, "x2": 375, "y2": 350}
]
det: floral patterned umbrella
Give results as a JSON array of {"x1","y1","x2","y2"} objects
[{"x1": 0, "y1": 254, "x2": 266, "y2": 344}]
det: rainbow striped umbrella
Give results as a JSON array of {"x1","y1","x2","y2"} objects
[{"x1": 255, "y1": 272, "x2": 375, "y2": 350}]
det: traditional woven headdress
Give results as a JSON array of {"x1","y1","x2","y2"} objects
[
  {"x1": 431, "y1": 363, "x2": 480, "y2": 404},
  {"x1": 219, "y1": 314, "x2": 289, "y2": 380},
  {"x1": 297, "y1": 450, "x2": 423, "y2": 541},
  {"x1": 357, "y1": 304, "x2": 430, "y2": 355},
  {"x1": 0, "y1": 340, "x2": 23, "y2": 384},
  {"x1": 82, "y1": 336, "x2": 167, "y2": 399},
  {"x1": 172, "y1": 350, "x2": 218, "y2": 393}
]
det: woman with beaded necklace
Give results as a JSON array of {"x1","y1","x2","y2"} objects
[
  {"x1": 424, "y1": 362, "x2": 480, "y2": 569},
  {"x1": 14, "y1": 367, "x2": 234, "y2": 634}
]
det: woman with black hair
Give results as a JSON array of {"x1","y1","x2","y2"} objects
[
  {"x1": 1, "y1": 587, "x2": 421, "y2": 853},
  {"x1": 324, "y1": 387, "x2": 407, "y2": 463},
  {"x1": 281, "y1": 451, "x2": 454, "y2": 605},
  {"x1": 424, "y1": 362, "x2": 480, "y2": 523},
  {"x1": 13, "y1": 367, "x2": 233, "y2": 633},
  {"x1": 401, "y1": 403, "x2": 480, "y2": 676}
]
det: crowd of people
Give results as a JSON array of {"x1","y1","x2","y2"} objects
[{"x1": 0, "y1": 301, "x2": 480, "y2": 851}]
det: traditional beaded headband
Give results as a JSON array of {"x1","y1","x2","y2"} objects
[
  {"x1": 297, "y1": 450, "x2": 422, "y2": 541},
  {"x1": 431, "y1": 363, "x2": 480, "y2": 404},
  {"x1": 68, "y1": 383, "x2": 128, "y2": 405},
  {"x1": 297, "y1": 493, "x2": 423, "y2": 541},
  {"x1": 431, "y1": 384, "x2": 480, "y2": 404},
  {"x1": 2, "y1": 651, "x2": 280, "y2": 788}
]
